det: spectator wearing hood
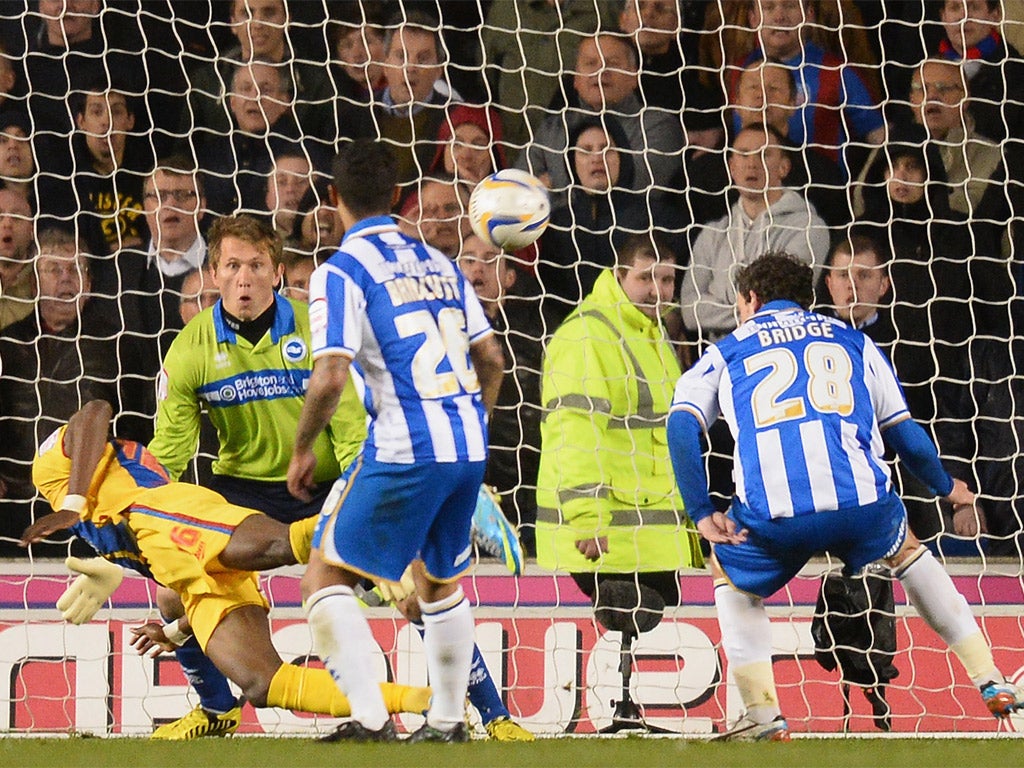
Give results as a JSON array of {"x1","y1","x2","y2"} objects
[
  {"x1": 428, "y1": 104, "x2": 508, "y2": 193},
  {"x1": 538, "y1": 116, "x2": 682, "y2": 325}
]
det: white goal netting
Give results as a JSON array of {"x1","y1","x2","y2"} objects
[{"x1": 0, "y1": 0, "x2": 1022, "y2": 737}]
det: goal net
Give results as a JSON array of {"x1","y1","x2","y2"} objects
[{"x1": 0, "y1": 0, "x2": 1022, "y2": 737}]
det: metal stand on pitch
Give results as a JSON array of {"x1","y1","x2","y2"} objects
[{"x1": 593, "y1": 581, "x2": 675, "y2": 735}]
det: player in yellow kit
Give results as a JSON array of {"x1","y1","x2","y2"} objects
[{"x1": 21, "y1": 399, "x2": 430, "y2": 725}]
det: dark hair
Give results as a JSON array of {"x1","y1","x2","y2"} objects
[
  {"x1": 332, "y1": 139, "x2": 397, "y2": 218},
  {"x1": 825, "y1": 230, "x2": 889, "y2": 269},
  {"x1": 735, "y1": 252, "x2": 814, "y2": 310},
  {"x1": 741, "y1": 57, "x2": 797, "y2": 100},
  {"x1": 71, "y1": 75, "x2": 134, "y2": 118},
  {"x1": 149, "y1": 154, "x2": 205, "y2": 196},
  {"x1": 383, "y1": 10, "x2": 444, "y2": 63},
  {"x1": 567, "y1": 115, "x2": 635, "y2": 190},
  {"x1": 733, "y1": 121, "x2": 789, "y2": 148},
  {"x1": 617, "y1": 232, "x2": 676, "y2": 270}
]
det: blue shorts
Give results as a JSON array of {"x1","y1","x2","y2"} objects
[
  {"x1": 715, "y1": 492, "x2": 908, "y2": 598},
  {"x1": 312, "y1": 454, "x2": 486, "y2": 582}
]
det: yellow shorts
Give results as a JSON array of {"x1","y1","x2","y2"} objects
[{"x1": 127, "y1": 484, "x2": 268, "y2": 649}]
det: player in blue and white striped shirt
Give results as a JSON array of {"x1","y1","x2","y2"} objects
[
  {"x1": 287, "y1": 140, "x2": 505, "y2": 743},
  {"x1": 668, "y1": 252, "x2": 1023, "y2": 740}
]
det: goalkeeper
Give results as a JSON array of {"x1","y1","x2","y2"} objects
[
  {"x1": 146, "y1": 214, "x2": 530, "y2": 741},
  {"x1": 20, "y1": 400, "x2": 432, "y2": 726}
]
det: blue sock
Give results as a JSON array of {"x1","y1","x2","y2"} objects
[
  {"x1": 168, "y1": 628, "x2": 237, "y2": 714},
  {"x1": 413, "y1": 621, "x2": 510, "y2": 725}
]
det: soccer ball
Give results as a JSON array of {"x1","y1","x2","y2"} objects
[{"x1": 468, "y1": 169, "x2": 550, "y2": 251}]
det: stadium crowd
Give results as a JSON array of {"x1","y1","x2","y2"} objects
[{"x1": 0, "y1": 0, "x2": 1022, "y2": 562}]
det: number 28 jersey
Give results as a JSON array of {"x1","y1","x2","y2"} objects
[
  {"x1": 671, "y1": 300, "x2": 911, "y2": 520},
  {"x1": 309, "y1": 216, "x2": 493, "y2": 465}
]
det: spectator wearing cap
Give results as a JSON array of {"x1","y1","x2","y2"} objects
[{"x1": 428, "y1": 104, "x2": 508, "y2": 195}]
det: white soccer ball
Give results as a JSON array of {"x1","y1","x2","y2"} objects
[{"x1": 468, "y1": 169, "x2": 550, "y2": 251}]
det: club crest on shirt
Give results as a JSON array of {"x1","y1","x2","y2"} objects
[{"x1": 284, "y1": 337, "x2": 307, "y2": 363}]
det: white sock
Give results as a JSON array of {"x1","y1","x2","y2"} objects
[
  {"x1": 896, "y1": 548, "x2": 982, "y2": 647},
  {"x1": 715, "y1": 583, "x2": 772, "y2": 668},
  {"x1": 896, "y1": 549, "x2": 999, "y2": 685},
  {"x1": 419, "y1": 587, "x2": 474, "y2": 729},
  {"x1": 306, "y1": 585, "x2": 389, "y2": 730}
]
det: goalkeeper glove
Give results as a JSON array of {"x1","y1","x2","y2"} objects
[
  {"x1": 375, "y1": 565, "x2": 416, "y2": 604},
  {"x1": 56, "y1": 556, "x2": 124, "y2": 624}
]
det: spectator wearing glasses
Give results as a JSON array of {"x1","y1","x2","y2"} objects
[
  {"x1": 90, "y1": 156, "x2": 208, "y2": 443},
  {"x1": 0, "y1": 227, "x2": 121, "y2": 554}
]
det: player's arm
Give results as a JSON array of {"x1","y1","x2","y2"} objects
[
  {"x1": 288, "y1": 353, "x2": 351, "y2": 501},
  {"x1": 667, "y1": 408, "x2": 746, "y2": 545},
  {"x1": 470, "y1": 332, "x2": 505, "y2": 414},
  {"x1": 19, "y1": 400, "x2": 112, "y2": 545},
  {"x1": 148, "y1": 336, "x2": 203, "y2": 480},
  {"x1": 883, "y1": 417, "x2": 958, "y2": 499}
]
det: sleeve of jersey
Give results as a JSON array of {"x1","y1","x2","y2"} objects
[
  {"x1": 462, "y1": 276, "x2": 493, "y2": 342},
  {"x1": 147, "y1": 331, "x2": 202, "y2": 481},
  {"x1": 666, "y1": 410, "x2": 715, "y2": 524},
  {"x1": 862, "y1": 338, "x2": 911, "y2": 430},
  {"x1": 309, "y1": 262, "x2": 362, "y2": 360},
  {"x1": 841, "y1": 67, "x2": 885, "y2": 135},
  {"x1": 884, "y1": 418, "x2": 954, "y2": 498},
  {"x1": 668, "y1": 346, "x2": 724, "y2": 433}
]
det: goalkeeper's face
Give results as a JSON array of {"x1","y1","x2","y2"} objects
[{"x1": 212, "y1": 235, "x2": 283, "y2": 321}]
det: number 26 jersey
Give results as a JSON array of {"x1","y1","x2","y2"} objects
[{"x1": 309, "y1": 216, "x2": 493, "y2": 465}]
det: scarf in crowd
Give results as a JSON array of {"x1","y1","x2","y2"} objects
[{"x1": 939, "y1": 30, "x2": 1001, "y2": 61}]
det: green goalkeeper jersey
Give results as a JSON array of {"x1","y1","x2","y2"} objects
[{"x1": 149, "y1": 294, "x2": 366, "y2": 482}]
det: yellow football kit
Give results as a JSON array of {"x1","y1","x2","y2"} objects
[{"x1": 33, "y1": 426, "x2": 265, "y2": 649}]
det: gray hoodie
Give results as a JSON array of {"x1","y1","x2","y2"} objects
[{"x1": 680, "y1": 189, "x2": 829, "y2": 341}]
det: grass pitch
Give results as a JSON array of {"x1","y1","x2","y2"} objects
[{"x1": 0, "y1": 735, "x2": 1019, "y2": 768}]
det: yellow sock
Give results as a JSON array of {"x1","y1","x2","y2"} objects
[
  {"x1": 268, "y1": 664, "x2": 350, "y2": 716},
  {"x1": 383, "y1": 680, "x2": 432, "y2": 715},
  {"x1": 267, "y1": 664, "x2": 432, "y2": 715},
  {"x1": 288, "y1": 516, "x2": 318, "y2": 564}
]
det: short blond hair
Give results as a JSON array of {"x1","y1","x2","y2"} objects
[{"x1": 207, "y1": 214, "x2": 283, "y2": 270}]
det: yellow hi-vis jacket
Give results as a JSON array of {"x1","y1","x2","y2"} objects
[{"x1": 536, "y1": 269, "x2": 703, "y2": 574}]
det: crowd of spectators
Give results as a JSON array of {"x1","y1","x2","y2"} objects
[{"x1": 0, "y1": 0, "x2": 1022, "y2": 560}]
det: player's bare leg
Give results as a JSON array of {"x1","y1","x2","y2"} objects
[
  {"x1": 133, "y1": 602, "x2": 430, "y2": 724},
  {"x1": 886, "y1": 531, "x2": 1024, "y2": 718},
  {"x1": 219, "y1": 514, "x2": 316, "y2": 571}
]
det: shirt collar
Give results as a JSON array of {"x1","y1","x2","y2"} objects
[
  {"x1": 342, "y1": 215, "x2": 400, "y2": 244},
  {"x1": 148, "y1": 236, "x2": 207, "y2": 277},
  {"x1": 213, "y1": 292, "x2": 295, "y2": 345}
]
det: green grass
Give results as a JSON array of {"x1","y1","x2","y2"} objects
[{"x1": 0, "y1": 736, "x2": 1019, "y2": 768}]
